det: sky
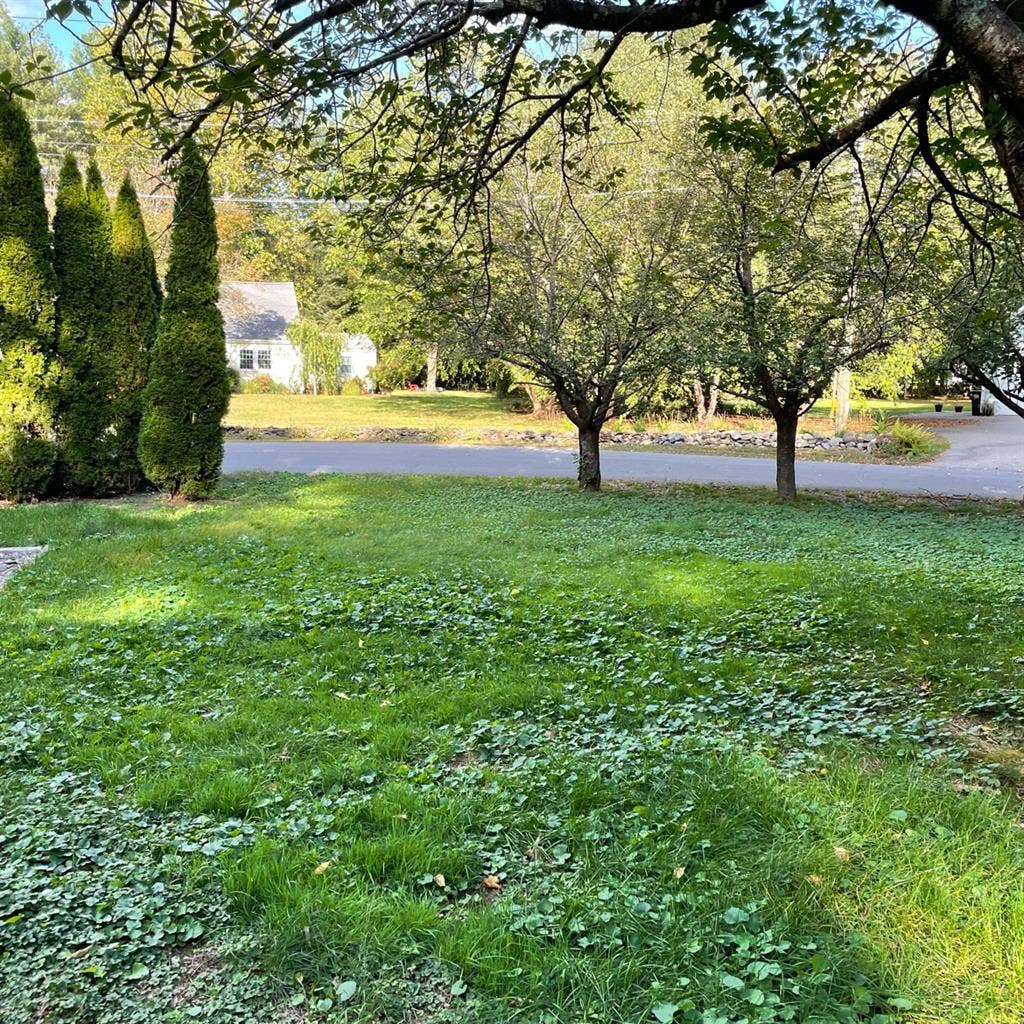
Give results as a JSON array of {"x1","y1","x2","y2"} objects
[{"x1": 4, "y1": 0, "x2": 97, "y2": 59}]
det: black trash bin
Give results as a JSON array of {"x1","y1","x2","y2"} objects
[{"x1": 970, "y1": 388, "x2": 982, "y2": 416}]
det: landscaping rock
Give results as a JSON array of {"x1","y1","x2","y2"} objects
[
  {"x1": 222, "y1": 422, "x2": 891, "y2": 454},
  {"x1": 0, "y1": 547, "x2": 45, "y2": 588}
]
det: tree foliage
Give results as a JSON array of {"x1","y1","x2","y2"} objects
[
  {"x1": 0, "y1": 90, "x2": 58, "y2": 500},
  {"x1": 53, "y1": 154, "x2": 116, "y2": 495},
  {"x1": 110, "y1": 177, "x2": 162, "y2": 489},
  {"x1": 139, "y1": 138, "x2": 229, "y2": 499},
  {"x1": 47, "y1": 0, "x2": 1024, "y2": 235},
  {"x1": 287, "y1": 317, "x2": 344, "y2": 395},
  {"x1": 455, "y1": 149, "x2": 690, "y2": 491}
]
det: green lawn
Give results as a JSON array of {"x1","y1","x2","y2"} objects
[
  {"x1": 225, "y1": 391, "x2": 947, "y2": 448},
  {"x1": 804, "y1": 397, "x2": 966, "y2": 420},
  {"x1": 2, "y1": 476, "x2": 1023, "y2": 1023},
  {"x1": 226, "y1": 390, "x2": 563, "y2": 438}
]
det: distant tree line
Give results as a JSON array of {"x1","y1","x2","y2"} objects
[{"x1": 0, "y1": 93, "x2": 228, "y2": 502}]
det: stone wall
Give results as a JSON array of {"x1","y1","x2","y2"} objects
[
  {"x1": 225, "y1": 423, "x2": 888, "y2": 452},
  {"x1": 488, "y1": 428, "x2": 886, "y2": 453}
]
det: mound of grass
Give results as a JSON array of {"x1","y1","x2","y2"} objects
[{"x1": 1, "y1": 476, "x2": 1022, "y2": 1023}]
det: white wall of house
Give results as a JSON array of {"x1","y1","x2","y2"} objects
[
  {"x1": 228, "y1": 339, "x2": 304, "y2": 390},
  {"x1": 983, "y1": 376, "x2": 1018, "y2": 414},
  {"x1": 228, "y1": 335, "x2": 378, "y2": 392},
  {"x1": 340, "y1": 334, "x2": 377, "y2": 384}
]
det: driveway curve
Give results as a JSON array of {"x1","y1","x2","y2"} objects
[
  {"x1": 223, "y1": 441, "x2": 1024, "y2": 500},
  {"x1": 930, "y1": 415, "x2": 1024, "y2": 473}
]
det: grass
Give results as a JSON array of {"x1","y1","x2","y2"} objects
[
  {"x1": 226, "y1": 390, "x2": 560, "y2": 438},
  {"x1": 804, "y1": 397, "x2": 966, "y2": 420},
  {"x1": 2, "y1": 475, "x2": 1023, "y2": 1023},
  {"x1": 226, "y1": 392, "x2": 948, "y2": 463}
]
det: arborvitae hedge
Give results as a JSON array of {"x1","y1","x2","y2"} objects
[
  {"x1": 0, "y1": 93, "x2": 59, "y2": 500},
  {"x1": 53, "y1": 154, "x2": 115, "y2": 495},
  {"x1": 109, "y1": 177, "x2": 161, "y2": 491},
  {"x1": 139, "y1": 138, "x2": 229, "y2": 499}
]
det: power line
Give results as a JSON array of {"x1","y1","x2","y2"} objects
[{"x1": 39, "y1": 185, "x2": 353, "y2": 207}]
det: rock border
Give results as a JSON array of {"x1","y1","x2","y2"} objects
[{"x1": 225, "y1": 423, "x2": 888, "y2": 453}]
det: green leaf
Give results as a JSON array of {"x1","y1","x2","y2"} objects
[
  {"x1": 335, "y1": 979, "x2": 357, "y2": 1002},
  {"x1": 652, "y1": 1003, "x2": 679, "y2": 1022},
  {"x1": 126, "y1": 962, "x2": 149, "y2": 980}
]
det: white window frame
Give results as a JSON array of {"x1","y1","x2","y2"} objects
[
  {"x1": 239, "y1": 348, "x2": 254, "y2": 370},
  {"x1": 257, "y1": 349, "x2": 272, "y2": 370}
]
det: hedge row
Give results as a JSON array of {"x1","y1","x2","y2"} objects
[{"x1": 0, "y1": 94, "x2": 227, "y2": 501}]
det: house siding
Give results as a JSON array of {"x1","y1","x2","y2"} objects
[{"x1": 221, "y1": 281, "x2": 377, "y2": 392}]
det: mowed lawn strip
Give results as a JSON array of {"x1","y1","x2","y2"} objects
[
  {"x1": 225, "y1": 390, "x2": 562, "y2": 438},
  {"x1": 1, "y1": 475, "x2": 1022, "y2": 1023},
  {"x1": 225, "y1": 391, "x2": 941, "y2": 441}
]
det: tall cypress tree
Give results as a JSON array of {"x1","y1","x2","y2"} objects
[
  {"x1": 53, "y1": 154, "x2": 115, "y2": 495},
  {"x1": 0, "y1": 92, "x2": 58, "y2": 501},
  {"x1": 109, "y1": 177, "x2": 161, "y2": 491},
  {"x1": 139, "y1": 138, "x2": 229, "y2": 499}
]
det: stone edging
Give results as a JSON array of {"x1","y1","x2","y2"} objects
[{"x1": 224, "y1": 423, "x2": 889, "y2": 452}]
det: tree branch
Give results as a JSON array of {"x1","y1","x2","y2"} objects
[
  {"x1": 772, "y1": 63, "x2": 967, "y2": 174},
  {"x1": 953, "y1": 357, "x2": 1024, "y2": 417},
  {"x1": 477, "y1": 0, "x2": 763, "y2": 32}
]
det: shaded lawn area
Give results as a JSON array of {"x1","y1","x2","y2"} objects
[{"x1": 1, "y1": 475, "x2": 1023, "y2": 1023}]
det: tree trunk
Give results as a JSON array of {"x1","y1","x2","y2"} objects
[
  {"x1": 832, "y1": 366, "x2": 851, "y2": 434},
  {"x1": 693, "y1": 380, "x2": 707, "y2": 424},
  {"x1": 692, "y1": 374, "x2": 720, "y2": 427},
  {"x1": 577, "y1": 424, "x2": 602, "y2": 492},
  {"x1": 425, "y1": 344, "x2": 438, "y2": 391},
  {"x1": 774, "y1": 409, "x2": 799, "y2": 500}
]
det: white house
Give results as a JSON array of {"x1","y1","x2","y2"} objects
[
  {"x1": 983, "y1": 339, "x2": 1023, "y2": 415},
  {"x1": 221, "y1": 281, "x2": 376, "y2": 391}
]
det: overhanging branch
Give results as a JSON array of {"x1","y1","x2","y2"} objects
[{"x1": 772, "y1": 63, "x2": 967, "y2": 173}]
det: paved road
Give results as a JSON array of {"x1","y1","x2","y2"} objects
[{"x1": 223, "y1": 441, "x2": 1024, "y2": 499}]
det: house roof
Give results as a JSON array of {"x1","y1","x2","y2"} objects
[{"x1": 219, "y1": 281, "x2": 300, "y2": 342}]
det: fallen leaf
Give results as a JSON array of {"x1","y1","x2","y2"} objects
[
  {"x1": 805, "y1": 874, "x2": 823, "y2": 885},
  {"x1": 433, "y1": 873, "x2": 446, "y2": 887},
  {"x1": 672, "y1": 866, "x2": 686, "y2": 879},
  {"x1": 314, "y1": 860, "x2": 332, "y2": 875},
  {"x1": 833, "y1": 846, "x2": 850, "y2": 862},
  {"x1": 482, "y1": 874, "x2": 501, "y2": 890}
]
